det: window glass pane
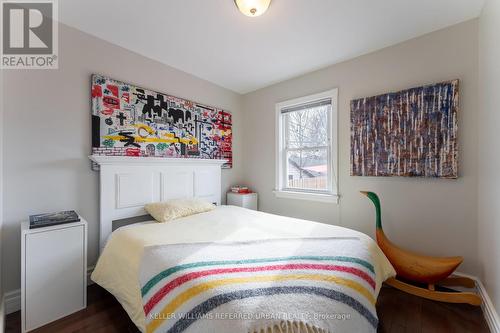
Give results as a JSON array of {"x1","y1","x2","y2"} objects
[
  {"x1": 286, "y1": 148, "x2": 328, "y2": 190},
  {"x1": 284, "y1": 105, "x2": 329, "y2": 149}
]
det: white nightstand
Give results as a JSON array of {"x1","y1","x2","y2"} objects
[
  {"x1": 21, "y1": 218, "x2": 87, "y2": 332},
  {"x1": 227, "y1": 192, "x2": 258, "y2": 210}
]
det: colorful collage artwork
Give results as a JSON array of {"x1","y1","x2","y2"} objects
[
  {"x1": 350, "y1": 80, "x2": 459, "y2": 178},
  {"x1": 91, "y1": 75, "x2": 232, "y2": 168}
]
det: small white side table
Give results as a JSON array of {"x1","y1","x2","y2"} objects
[
  {"x1": 227, "y1": 192, "x2": 258, "y2": 210},
  {"x1": 21, "y1": 218, "x2": 87, "y2": 332}
]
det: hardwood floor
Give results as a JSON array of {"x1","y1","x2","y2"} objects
[
  {"x1": 376, "y1": 285, "x2": 489, "y2": 333},
  {"x1": 6, "y1": 284, "x2": 490, "y2": 333}
]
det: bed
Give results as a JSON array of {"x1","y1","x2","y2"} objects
[{"x1": 89, "y1": 156, "x2": 395, "y2": 333}]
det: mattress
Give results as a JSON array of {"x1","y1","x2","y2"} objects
[{"x1": 91, "y1": 206, "x2": 395, "y2": 332}]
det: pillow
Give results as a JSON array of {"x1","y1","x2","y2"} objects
[{"x1": 145, "y1": 199, "x2": 215, "y2": 222}]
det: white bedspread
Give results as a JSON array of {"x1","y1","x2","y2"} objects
[{"x1": 91, "y1": 206, "x2": 395, "y2": 332}]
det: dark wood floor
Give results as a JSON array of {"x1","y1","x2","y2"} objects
[
  {"x1": 376, "y1": 285, "x2": 489, "y2": 333},
  {"x1": 6, "y1": 284, "x2": 490, "y2": 333}
]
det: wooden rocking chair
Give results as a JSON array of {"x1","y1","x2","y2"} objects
[{"x1": 361, "y1": 191, "x2": 481, "y2": 306}]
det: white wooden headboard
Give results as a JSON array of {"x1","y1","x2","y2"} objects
[{"x1": 89, "y1": 155, "x2": 227, "y2": 253}]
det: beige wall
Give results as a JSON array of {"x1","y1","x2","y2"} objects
[
  {"x1": 242, "y1": 20, "x2": 479, "y2": 274},
  {"x1": 478, "y1": 0, "x2": 500, "y2": 314},
  {"x1": 2, "y1": 24, "x2": 243, "y2": 294}
]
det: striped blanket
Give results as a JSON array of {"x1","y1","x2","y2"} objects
[{"x1": 140, "y1": 237, "x2": 379, "y2": 333}]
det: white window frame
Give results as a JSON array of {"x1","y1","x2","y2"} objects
[{"x1": 274, "y1": 88, "x2": 339, "y2": 204}]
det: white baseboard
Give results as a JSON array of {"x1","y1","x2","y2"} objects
[
  {"x1": 475, "y1": 278, "x2": 500, "y2": 333},
  {"x1": 6, "y1": 265, "x2": 96, "y2": 315},
  {"x1": 5, "y1": 289, "x2": 20, "y2": 315},
  {"x1": 1, "y1": 295, "x2": 5, "y2": 332},
  {"x1": 455, "y1": 272, "x2": 500, "y2": 333}
]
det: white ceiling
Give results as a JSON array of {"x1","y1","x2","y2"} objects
[{"x1": 60, "y1": 0, "x2": 484, "y2": 94}]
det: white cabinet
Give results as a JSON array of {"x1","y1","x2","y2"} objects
[
  {"x1": 21, "y1": 219, "x2": 87, "y2": 332},
  {"x1": 227, "y1": 192, "x2": 258, "y2": 210}
]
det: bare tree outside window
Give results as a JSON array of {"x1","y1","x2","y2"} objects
[
  {"x1": 283, "y1": 104, "x2": 331, "y2": 191},
  {"x1": 276, "y1": 89, "x2": 338, "y2": 201}
]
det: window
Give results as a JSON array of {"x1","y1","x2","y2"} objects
[{"x1": 275, "y1": 89, "x2": 338, "y2": 203}]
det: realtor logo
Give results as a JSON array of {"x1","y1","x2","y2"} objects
[{"x1": 1, "y1": 0, "x2": 58, "y2": 69}]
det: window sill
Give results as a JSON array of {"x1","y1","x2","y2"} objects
[{"x1": 273, "y1": 190, "x2": 339, "y2": 204}]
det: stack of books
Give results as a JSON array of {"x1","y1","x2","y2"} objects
[
  {"x1": 29, "y1": 210, "x2": 80, "y2": 229},
  {"x1": 230, "y1": 185, "x2": 251, "y2": 194}
]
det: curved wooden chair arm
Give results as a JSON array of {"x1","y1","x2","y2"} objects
[
  {"x1": 385, "y1": 278, "x2": 482, "y2": 306},
  {"x1": 437, "y1": 276, "x2": 476, "y2": 289}
]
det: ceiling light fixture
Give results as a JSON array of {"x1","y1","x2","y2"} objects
[{"x1": 234, "y1": 0, "x2": 271, "y2": 17}]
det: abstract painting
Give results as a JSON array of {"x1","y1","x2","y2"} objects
[
  {"x1": 91, "y1": 75, "x2": 232, "y2": 168},
  {"x1": 350, "y1": 80, "x2": 458, "y2": 178}
]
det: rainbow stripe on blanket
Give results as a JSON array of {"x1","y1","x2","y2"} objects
[{"x1": 140, "y1": 238, "x2": 379, "y2": 333}]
